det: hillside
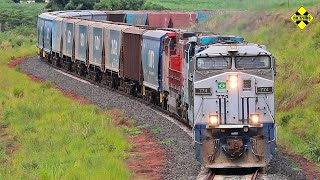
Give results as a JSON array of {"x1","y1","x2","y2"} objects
[
  {"x1": 148, "y1": 0, "x2": 320, "y2": 11},
  {"x1": 194, "y1": 5, "x2": 320, "y2": 163}
]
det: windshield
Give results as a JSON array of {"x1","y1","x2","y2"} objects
[
  {"x1": 197, "y1": 56, "x2": 232, "y2": 70},
  {"x1": 236, "y1": 56, "x2": 271, "y2": 69}
]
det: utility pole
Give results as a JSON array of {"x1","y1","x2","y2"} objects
[{"x1": 288, "y1": 0, "x2": 289, "y2": 8}]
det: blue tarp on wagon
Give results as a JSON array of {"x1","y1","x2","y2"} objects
[
  {"x1": 142, "y1": 30, "x2": 168, "y2": 91},
  {"x1": 37, "y1": 18, "x2": 44, "y2": 49},
  {"x1": 52, "y1": 17, "x2": 63, "y2": 54},
  {"x1": 196, "y1": 12, "x2": 209, "y2": 22},
  {"x1": 125, "y1": 13, "x2": 147, "y2": 25},
  {"x1": 38, "y1": 13, "x2": 56, "y2": 51}
]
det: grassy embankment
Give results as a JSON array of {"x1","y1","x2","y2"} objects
[
  {"x1": 149, "y1": 0, "x2": 319, "y2": 11},
  {"x1": 0, "y1": 1, "x2": 132, "y2": 179},
  {"x1": 195, "y1": 5, "x2": 320, "y2": 164}
]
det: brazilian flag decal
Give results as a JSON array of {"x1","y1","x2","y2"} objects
[{"x1": 218, "y1": 82, "x2": 227, "y2": 89}]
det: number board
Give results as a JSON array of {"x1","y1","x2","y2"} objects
[
  {"x1": 256, "y1": 87, "x2": 273, "y2": 94},
  {"x1": 195, "y1": 88, "x2": 212, "y2": 95}
]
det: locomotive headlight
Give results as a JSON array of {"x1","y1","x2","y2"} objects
[
  {"x1": 229, "y1": 75, "x2": 238, "y2": 89},
  {"x1": 250, "y1": 114, "x2": 261, "y2": 126},
  {"x1": 209, "y1": 115, "x2": 219, "y2": 127}
]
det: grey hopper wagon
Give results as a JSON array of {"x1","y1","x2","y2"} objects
[
  {"x1": 88, "y1": 22, "x2": 110, "y2": 70},
  {"x1": 62, "y1": 18, "x2": 82, "y2": 60},
  {"x1": 104, "y1": 24, "x2": 130, "y2": 73},
  {"x1": 75, "y1": 20, "x2": 94, "y2": 64}
]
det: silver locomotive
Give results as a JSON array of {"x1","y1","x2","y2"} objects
[{"x1": 187, "y1": 37, "x2": 276, "y2": 168}]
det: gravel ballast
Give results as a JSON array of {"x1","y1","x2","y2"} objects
[{"x1": 20, "y1": 57, "x2": 305, "y2": 180}]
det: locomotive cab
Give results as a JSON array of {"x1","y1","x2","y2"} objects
[{"x1": 192, "y1": 39, "x2": 276, "y2": 168}]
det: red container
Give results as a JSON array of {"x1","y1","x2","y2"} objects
[
  {"x1": 147, "y1": 13, "x2": 171, "y2": 28},
  {"x1": 170, "y1": 12, "x2": 197, "y2": 28}
]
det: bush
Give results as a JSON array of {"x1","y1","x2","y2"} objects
[{"x1": 141, "y1": 1, "x2": 168, "y2": 10}]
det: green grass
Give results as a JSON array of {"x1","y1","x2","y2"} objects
[
  {"x1": 148, "y1": 0, "x2": 319, "y2": 11},
  {"x1": 0, "y1": 41, "x2": 132, "y2": 179},
  {"x1": 195, "y1": 5, "x2": 320, "y2": 163}
]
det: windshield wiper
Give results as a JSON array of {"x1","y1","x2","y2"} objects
[
  {"x1": 219, "y1": 53, "x2": 229, "y2": 64},
  {"x1": 251, "y1": 52, "x2": 262, "y2": 62},
  {"x1": 237, "y1": 52, "x2": 247, "y2": 62}
]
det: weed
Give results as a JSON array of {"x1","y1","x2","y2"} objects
[
  {"x1": 119, "y1": 116, "x2": 127, "y2": 123},
  {"x1": 0, "y1": 141, "x2": 5, "y2": 162},
  {"x1": 135, "y1": 153, "x2": 143, "y2": 160},
  {"x1": 15, "y1": 65, "x2": 20, "y2": 71},
  {"x1": 152, "y1": 127, "x2": 162, "y2": 134},
  {"x1": 40, "y1": 81, "x2": 52, "y2": 90},
  {"x1": 138, "y1": 124, "x2": 150, "y2": 129},
  {"x1": 280, "y1": 114, "x2": 294, "y2": 126},
  {"x1": 122, "y1": 126, "x2": 142, "y2": 135},
  {"x1": 304, "y1": 141, "x2": 320, "y2": 162},
  {"x1": 292, "y1": 167, "x2": 301, "y2": 171},
  {"x1": 128, "y1": 119, "x2": 136, "y2": 125},
  {"x1": 12, "y1": 86, "x2": 24, "y2": 98},
  {"x1": 160, "y1": 139, "x2": 174, "y2": 145}
]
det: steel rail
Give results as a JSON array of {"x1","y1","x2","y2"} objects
[{"x1": 204, "y1": 169, "x2": 215, "y2": 180}]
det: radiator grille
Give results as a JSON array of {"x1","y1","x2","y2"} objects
[{"x1": 243, "y1": 80, "x2": 251, "y2": 90}]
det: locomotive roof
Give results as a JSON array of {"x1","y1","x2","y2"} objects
[
  {"x1": 196, "y1": 44, "x2": 271, "y2": 56},
  {"x1": 143, "y1": 30, "x2": 169, "y2": 39}
]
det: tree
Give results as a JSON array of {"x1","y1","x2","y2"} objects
[
  {"x1": 46, "y1": 0, "x2": 95, "y2": 11},
  {"x1": 46, "y1": 0, "x2": 69, "y2": 10}
]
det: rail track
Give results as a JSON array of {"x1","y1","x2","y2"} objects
[
  {"x1": 251, "y1": 169, "x2": 259, "y2": 180},
  {"x1": 204, "y1": 169, "x2": 215, "y2": 180},
  {"x1": 201, "y1": 168, "x2": 259, "y2": 180}
]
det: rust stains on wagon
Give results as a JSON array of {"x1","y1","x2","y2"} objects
[
  {"x1": 147, "y1": 12, "x2": 171, "y2": 28},
  {"x1": 121, "y1": 27, "x2": 147, "y2": 83},
  {"x1": 169, "y1": 12, "x2": 197, "y2": 28}
]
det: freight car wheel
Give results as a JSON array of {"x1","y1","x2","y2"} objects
[
  {"x1": 71, "y1": 61, "x2": 77, "y2": 73},
  {"x1": 162, "y1": 96, "x2": 168, "y2": 110}
]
